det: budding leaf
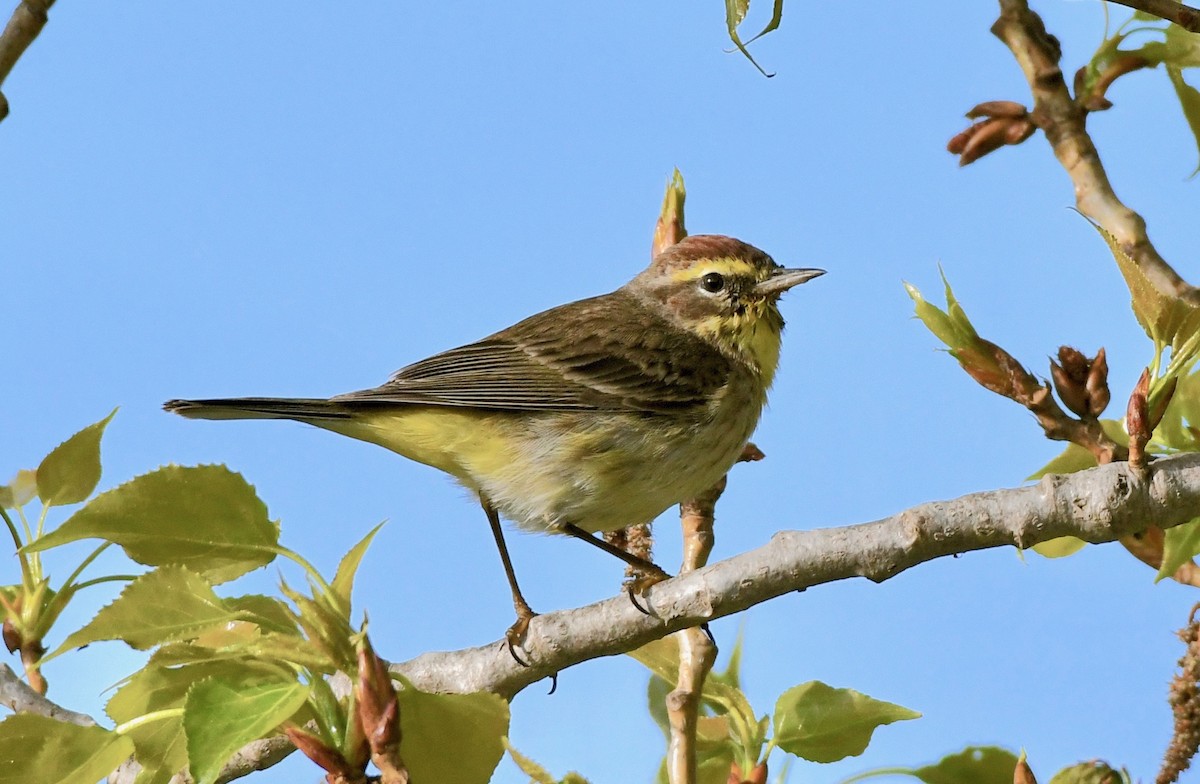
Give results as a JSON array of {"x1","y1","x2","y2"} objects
[
  {"x1": 36, "y1": 409, "x2": 116, "y2": 507},
  {"x1": 772, "y1": 681, "x2": 920, "y2": 763},
  {"x1": 331, "y1": 522, "x2": 385, "y2": 619},
  {"x1": 1095, "y1": 222, "x2": 1200, "y2": 359},
  {"x1": 1166, "y1": 66, "x2": 1200, "y2": 176},
  {"x1": 50, "y1": 565, "x2": 238, "y2": 657},
  {"x1": 0, "y1": 713, "x2": 135, "y2": 784},
  {"x1": 1047, "y1": 761, "x2": 1131, "y2": 784},
  {"x1": 397, "y1": 679, "x2": 510, "y2": 784},
  {"x1": 912, "y1": 745, "x2": 1020, "y2": 784},
  {"x1": 652, "y1": 168, "x2": 687, "y2": 257},
  {"x1": 26, "y1": 464, "x2": 278, "y2": 584},
  {"x1": 185, "y1": 676, "x2": 310, "y2": 784},
  {"x1": 1157, "y1": 517, "x2": 1200, "y2": 582}
]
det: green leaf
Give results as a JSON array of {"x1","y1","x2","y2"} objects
[
  {"x1": 1158, "y1": 517, "x2": 1200, "y2": 581},
  {"x1": 222, "y1": 594, "x2": 298, "y2": 635},
  {"x1": 50, "y1": 565, "x2": 238, "y2": 656},
  {"x1": 1048, "y1": 761, "x2": 1131, "y2": 784},
  {"x1": 904, "y1": 279, "x2": 978, "y2": 350},
  {"x1": 331, "y1": 521, "x2": 384, "y2": 618},
  {"x1": 36, "y1": 409, "x2": 116, "y2": 507},
  {"x1": 1032, "y1": 536, "x2": 1088, "y2": 559},
  {"x1": 1166, "y1": 66, "x2": 1200, "y2": 176},
  {"x1": 913, "y1": 746, "x2": 1020, "y2": 784},
  {"x1": 772, "y1": 681, "x2": 920, "y2": 763},
  {"x1": 504, "y1": 739, "x2": 559, "y2": 784},
  {"x1": 184, "y1": 676, "x2": 310, "y2": 784},
  {"x1": 1094, "y1": 221, "x2": 1200, "y2": 352},
  {"x1": 724, "y1": 0, "x2": 774, "y2": 77},
  {"x1": 27, "y1": 464, "x2": 279, "y2": 583},
  {"x1": 0, "y1": 713, "x2": 135, "y2": 784},
  {"x1": 0, "y1": 469, "x2": 37, "y2": 509},
  {"x1": 397, "y1": 679, "x2": 510, "y2": 784}
]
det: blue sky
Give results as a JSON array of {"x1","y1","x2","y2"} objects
[{"x1": 4, "y1": 2, "x2": 1200, "y2": 782}]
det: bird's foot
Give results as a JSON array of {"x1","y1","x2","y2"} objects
[
  {"x1": 504, "y1": 606, "x2": 538, "y2": 666},
  {"x1": 626, "y1": 565, "x2": 671, "y2": 615}
]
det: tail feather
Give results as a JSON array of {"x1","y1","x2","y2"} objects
[{"x1": 163, "y1": 397, "x2": 352, "y2": 421}]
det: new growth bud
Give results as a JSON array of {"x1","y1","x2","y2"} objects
[
  {"x1": 947, "y1": 101, "x2": 1036, "y2": 166},
  {"x1": 1050, "y1": 346, "x2": 1110, "y2": 419}
]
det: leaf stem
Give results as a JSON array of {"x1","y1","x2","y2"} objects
[
  {"x1": 837, "y1": 767, "x2": 916, "y2": 784},
  {"x1": 57, "y1": 542, "x2": 111, "y2": 595},
  {"x1": 113, "y1": 707, "x2": 186, "y2": 735},
  {"x1": 0, "y1": 506, "x2": 33, "y2": 592},
  {"x1": 272, "y1": 545, "x2": 336, "y2": 602}
]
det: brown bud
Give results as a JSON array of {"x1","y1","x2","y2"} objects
[
  {"x1": 1127, "y1": 368, "x2": 1151, "y2": 469},
  {"x1": 1050, "y1": 358, "x2": 1090, "y2": 419},
  {"x1": 1150, "y1": 375, "x2": 1178, "y2": 432},
  {"x1": 1085, "y1": 348, "x2": 1110, "y2": 417},
  {"x1": 2, "y1": 618, "x2": 20, "y2": 654},
  {"x1": 356, "y1": 640, "x2": 400, "y2": 756},
  {"x1": 738, "y1": 442, "x2": 765, "y2": 462},
  {"x1": 285, "y1": 726, "x2": 354, "y2": 777},
  {"x1": 728, "y1": 761, "x2": 768, "y2": 784},
  {"x1": 966, "y1": 100, "x2": 1029, "y2": 119},
  {"x1": 1014, "y1": 757, "x2": 1038, "y2": 784}
]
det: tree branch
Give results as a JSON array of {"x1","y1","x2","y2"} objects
[
  {"x1": 394, "y1": 453, "x2": 1200, "y2": 699},
  {"x1": 0, "y1": 0, "x2": 54, "y2": 123},
  {"x1": 0, "y1": 662, "x2": 93, "y2": 725},
  {"x1": 992, "y1": 0, "x2": 1200, "y2": 305},
  {"x1": 30, "y1": 453, "x2": 1200, "y2": 782},
  {"x1": 1106, "y1": 0, "x2": 1200, "y2": 33}
]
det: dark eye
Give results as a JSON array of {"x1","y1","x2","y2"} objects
[{"x1": 700, "y1": 272, "x2": 725, "y2": 293}]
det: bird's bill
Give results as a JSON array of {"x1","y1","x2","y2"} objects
[{"x1": 755, "y1": 267, "x2": 826, "y2": 297}]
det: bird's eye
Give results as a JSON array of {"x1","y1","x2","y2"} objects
[{"x1": 700, "y1": 272, "x2": 725, "y2": 293}]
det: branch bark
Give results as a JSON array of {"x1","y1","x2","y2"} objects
[
  {"x1": 0, "y1": 0, "x2": 54, "y2": 123},
  {"x1": 395, "y1": 453, "x2": 1200, "y2": 699},
  {"x1": 0, "y1": 662, "x2": 92, "y2": 725},
  {"x1": 1106, "y1": 0, "x2": 1200, "y2": 33},
  {"x1": 992, "y1": 0, "x2": 1200, "y2": 306},
  {"x1": 28, "y1": 452, "x2": 1200, "y2": 783}
]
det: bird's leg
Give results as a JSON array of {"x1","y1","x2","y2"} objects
[
  {"x1": 558, "y1": 523, "x2": 672, "y2": 609},
  {"x1": 482, "y1": 499, "x2": 537, "y2": 664}
]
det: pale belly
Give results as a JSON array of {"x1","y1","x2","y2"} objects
[{"x1": 328, "y1": 378, "x2": 766, "y2": 534}]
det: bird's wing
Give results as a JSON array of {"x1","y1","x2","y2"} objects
[{"x1": 331, "y1": 292, "x2": 732, "y2": 412}]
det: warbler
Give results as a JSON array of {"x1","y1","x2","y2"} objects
[{"x1": 165, "y1": 235, "x2": 823, "y2": 649}]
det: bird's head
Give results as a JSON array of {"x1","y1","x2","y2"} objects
[{"x1": 626, "y1": 235, "x2": 824, "y2": 384}]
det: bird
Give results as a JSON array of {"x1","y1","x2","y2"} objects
[{"x1": 164, "y1": 234, "x2": 823, "y2": 654}]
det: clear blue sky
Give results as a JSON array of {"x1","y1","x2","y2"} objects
[{"x1": 4, "y1": 2, "x2": 1199, "y2": 782}]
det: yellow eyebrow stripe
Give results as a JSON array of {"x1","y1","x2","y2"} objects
[{"x1": 668, "y1": 258, "x2": 761, "y2": 282}]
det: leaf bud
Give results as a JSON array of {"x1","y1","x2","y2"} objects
[
  {"x1": 1085, "y1": 347, "x2": 1110, "y2": 417},
  {"x1": 1127, "y1": 368, "x2": 1151, "y2": 469},
  {"x1": 284, "y1": 726, "x2": 354, "y2": 777}
]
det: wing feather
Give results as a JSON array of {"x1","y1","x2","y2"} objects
[{"x1": 332, "y1": 291, "x2": 732, "y2": 413}]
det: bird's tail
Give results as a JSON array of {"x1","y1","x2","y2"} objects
[{"x1": 163, "y1": 397, "x2": 353, "y2": 421}]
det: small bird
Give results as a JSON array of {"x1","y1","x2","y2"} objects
[{"x1": 165, "y1": 235, "x2": 823, "y2": 652}]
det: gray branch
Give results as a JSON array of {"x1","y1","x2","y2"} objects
[
  {"x1": 0, "y1": 0, "x2": 55, "y2": 123},
  {"x1": 0, "y1": 662, "x2": 93, "y2": 725},
  {"x1": 28, "y1": 453, "x2": 1200, "y2": 782}
]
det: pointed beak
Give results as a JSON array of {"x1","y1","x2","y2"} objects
[{"x1": 755, "y1": 267, "x2": 826, "y2": 298}]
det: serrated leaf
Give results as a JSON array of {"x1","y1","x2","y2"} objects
[
  {"x1": 36, "y1": 410, "x2": 116, "y2": 507},
  {"x1": 0, "y1": 469, "x2": 37, "y2": 509},
  {"x1": 0, "y1": 713, "x2": 134, "y2": 784},
  {"x1": 331, "y1": 522, "x2": 384, "y2": 618},
  {"x1": 26, "y1": 464, "x2": 278, "y2": 583},
  {"x1": 504, "y1": 739, "x2": 558, "y2": 784},
  {"x1": 50, "y1": 566, "x2": 237, "y2": 656},
  {"x1": 398, "y1": 679, "x2": 510, "y2": 784},
  {"x1": 772, "y1": 681, "x2": 919, "y2": 763},
  {"x1": 1095, "y1": 222, "x2": 1200, "y2": 351},
  {"x1": 1158, "y1": 517, "x2": 1200, "y2": 581},
  {"x1": 1167, "y1": 66, "x2": 1200, "y2": 176},
  {"x1": 913, "y1": 746, "x2": 1020, "y2": 784},
  {"x1": 1032, "y1": 536, "x2": 1088, "y2": 559},
  {"x1": 184, "y1": 676, "x2": 310, "y2": 784}
]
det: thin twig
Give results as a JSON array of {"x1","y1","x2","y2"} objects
[
  {"x1": 667, "y1": 479, "x2": 724, "y2": 784},
  {"x1": 1106, "y1": 0, "x2": 1200, "y2": 33},
  {"x1": 0, "y1": 0, "x2": 55, "y2": 123}
]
